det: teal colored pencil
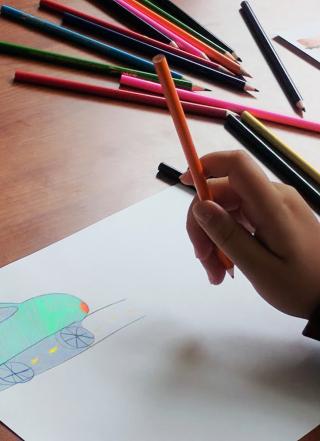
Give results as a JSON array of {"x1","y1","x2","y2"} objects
[
  {"x1": 0, "y1": 40, "x2": 203, "y2": 90},
  {"x1": 0, "y1": 5, "x2": 183, "y2": 78}
]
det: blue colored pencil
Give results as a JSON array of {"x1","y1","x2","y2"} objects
[
  {"x1": 0, "y1": 5, "x2": 183, "y2": 78},
  {"x1": 63, "y1": 13, "x2": 254, "y2": 92}
]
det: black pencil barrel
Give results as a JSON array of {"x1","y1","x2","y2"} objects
[
  {"x1": 240, "y1": 1, "x2": 303, "y2": 108},
  {"x1": 63, "y1": 13, "x2": 248, "y2": 91},
  {"x1": 225, "y1": 114, "x2": 320, "y2": 211},
  {"x1": 152, "y1": 0, "x2": 235, "y2": 55},
  {"x1": 158, "y1": 163, "x2": 182, "y2": 182},
  {"x1": 104, "y1": 0, "x2": 173, "y2": 45}
]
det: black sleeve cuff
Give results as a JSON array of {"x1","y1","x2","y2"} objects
[{"x1": 302, "y1": 305, "x2": 320, "y2": 341}]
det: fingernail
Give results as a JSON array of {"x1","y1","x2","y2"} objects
[
  {"x1": 179, "y1": 173, "x2": 188, "y2": 184},
  {"x1": 193, "y1": 201, "x2": 216, "y2": 225},
  {"x1": 179, "y1": 169, "x2": 191, "y2": 184},
  {"x1": 207, "y1": 271, "x2": 218, "y2": 285}
]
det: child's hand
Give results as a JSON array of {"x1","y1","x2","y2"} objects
[{"x1": 181, "y1": 150, "x2": 320, "y2": 319}]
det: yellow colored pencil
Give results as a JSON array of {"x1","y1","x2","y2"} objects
[{"x1": 241, "y1": 111, "x2": 320, "y2": 186}]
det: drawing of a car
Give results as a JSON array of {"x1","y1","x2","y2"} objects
[{"x1": 0, "y1": 294, "x2": 142, "y2": 392}]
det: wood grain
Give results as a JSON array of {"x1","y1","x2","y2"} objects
[{"x1": 0, "y1": 0, "x2": 319, "y2": 439}]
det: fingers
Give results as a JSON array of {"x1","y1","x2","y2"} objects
[
  {"x1": 186, "y1": 178, "x2": 240, "y2": 263},
  {"x1": 187, "y1": 178, "x2": 249, "y2": 284},
  {"x1": 181, "y1": 151, "x2": 279, "y2": 219},
  {"x1": 181, "y1": 150, "x2": 295, "y2": 256},
  {"x1": 192, "y1": 200, "x2": 277, "y2": 282},
  {"x1": 186, "y1": 178, "x2": 241, "y2": 261},
  {"x1": 187, "y1": 196, "x2": 214, "y2": 261},
  {"x1": 187, "y1": 200, "x2": 226, "y2": 284}
]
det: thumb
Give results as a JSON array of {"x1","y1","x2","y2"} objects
[{"x1": 192, "y1": 200, "x2": 271, "y2": 276}]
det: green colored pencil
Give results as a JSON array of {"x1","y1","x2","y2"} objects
[
  {"x1": 137, "y1": 0, "x2": 236, "y2": 60},
  {"x1": 0, "y1": 40, "x2": 208, "y2": 91}
]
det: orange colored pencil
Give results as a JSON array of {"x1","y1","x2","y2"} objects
[
  {"x1": 153, "y1": 54, "x2": 234, "y2": 278},
  {"x1": 127, "y1": 0, "x2": 249, "y2": 76}
]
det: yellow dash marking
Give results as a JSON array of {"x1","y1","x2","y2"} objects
[
  {"x1": 49, "y1": 346, "x2": 58, "y2": 354},
  {"x1": 31, "y1": 357, "x2": 39, "y2": 365}
]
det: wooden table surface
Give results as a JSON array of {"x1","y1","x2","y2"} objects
[{"x1": 0, "y1": 0, "x2": 319, "y2": 439}]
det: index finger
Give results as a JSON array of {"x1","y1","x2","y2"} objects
[
  {"x1": 181, "y1": 150, "x2": 281, "y2": 227},
  {"x1": 186, "y1": 151, "x2": 278, "y2": 204},
  {"x1": 181, "y1": 150, "x2": 299, "y2": 256}
]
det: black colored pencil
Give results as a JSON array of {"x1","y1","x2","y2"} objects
[
  {"x1": 157, "y1": 163, "x2": 196, "y2": 191},
  {"x1": 63, "y1": 13, "x2": 256, "y2": 93},
  {"x1": 150, "y1": 0, "x2": 241, "y2": 60},
  {"x1": 158, "y1": 162, "x2": 182, "y2": 182},
  {"x1": 225, "y1": 114, "x2": 320, "y2": 211},
  {"x1": 102, "y1": 0, "x2": 175, "y2": 46},
  {"x1": 240, "y1": 1, "x2": 305, "y2": 112},
  {"x1": 1, "y1": 6, "x2": 185, "y2": 77}
]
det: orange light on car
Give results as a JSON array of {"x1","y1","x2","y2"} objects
[{"x1": 80, "y1": 302, "x2": 89, "y2": 314}]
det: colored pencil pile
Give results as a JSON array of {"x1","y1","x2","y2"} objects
[
  {"x1": 0, "y1": 1, "x2": 257, "y2": 92},
  {"x1": 0, "y1": 0, "x2": 319, "y2": 208}
]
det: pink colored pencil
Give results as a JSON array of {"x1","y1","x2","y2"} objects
[
  {"x1": 14, "y1": 70, "x2": 233, "y2": 118},
  {"x1": 120, "y1": 75, "x2": 320, "y2": 133},
  {"x1": 114, "y1": 0, "x2": 209, "y2": 60},
  {"x1": 39, "y1": 0, "x2": 233, "y2": 75}
]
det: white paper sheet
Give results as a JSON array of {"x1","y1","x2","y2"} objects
[{"x1": 0, "y1": 186, "x2": 319, "y2": 441}]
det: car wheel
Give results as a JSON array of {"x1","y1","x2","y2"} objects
[
  {"x1": 59, "y1": 325, "x2": 95, "y2": 349},
  {"x1": 0, "y1": 362, "x2": 34, "y2": 385}
]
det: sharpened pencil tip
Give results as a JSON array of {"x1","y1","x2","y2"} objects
[
  {"x1": 242, "y1": 69, "x2": 253, "y2": 78},
  {"x1": 296, "y1": 100, "x2": 305, "y2": 112},
  {"x1": 170, "y1": 40, "x2": 179, "y2": 49},
  {"x1": 191, "y1": 84, "x2": 212, "y2": 92},
  {"x1": 227, "y1": 267, "x2": 235, "y2": 278},
  {"x1": 232, "y1": 51, "x2": 242, "y2": 62},
  {"x1": 244, "y1": 83, "x2": 258, "y2": 92},
  {"x1": 226, "y1": 52, "x2": 238, "y2": 62}
]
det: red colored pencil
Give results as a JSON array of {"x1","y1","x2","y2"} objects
[
  {"x1": 123, "y1": 0, "x2": 249, "y2": 76},
  {"x1": 39, "y1": 0, "x2": 233, "y2": 75},
  {"x1": 14, "y1": 70, "x2": 234, "y2": 118}
]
